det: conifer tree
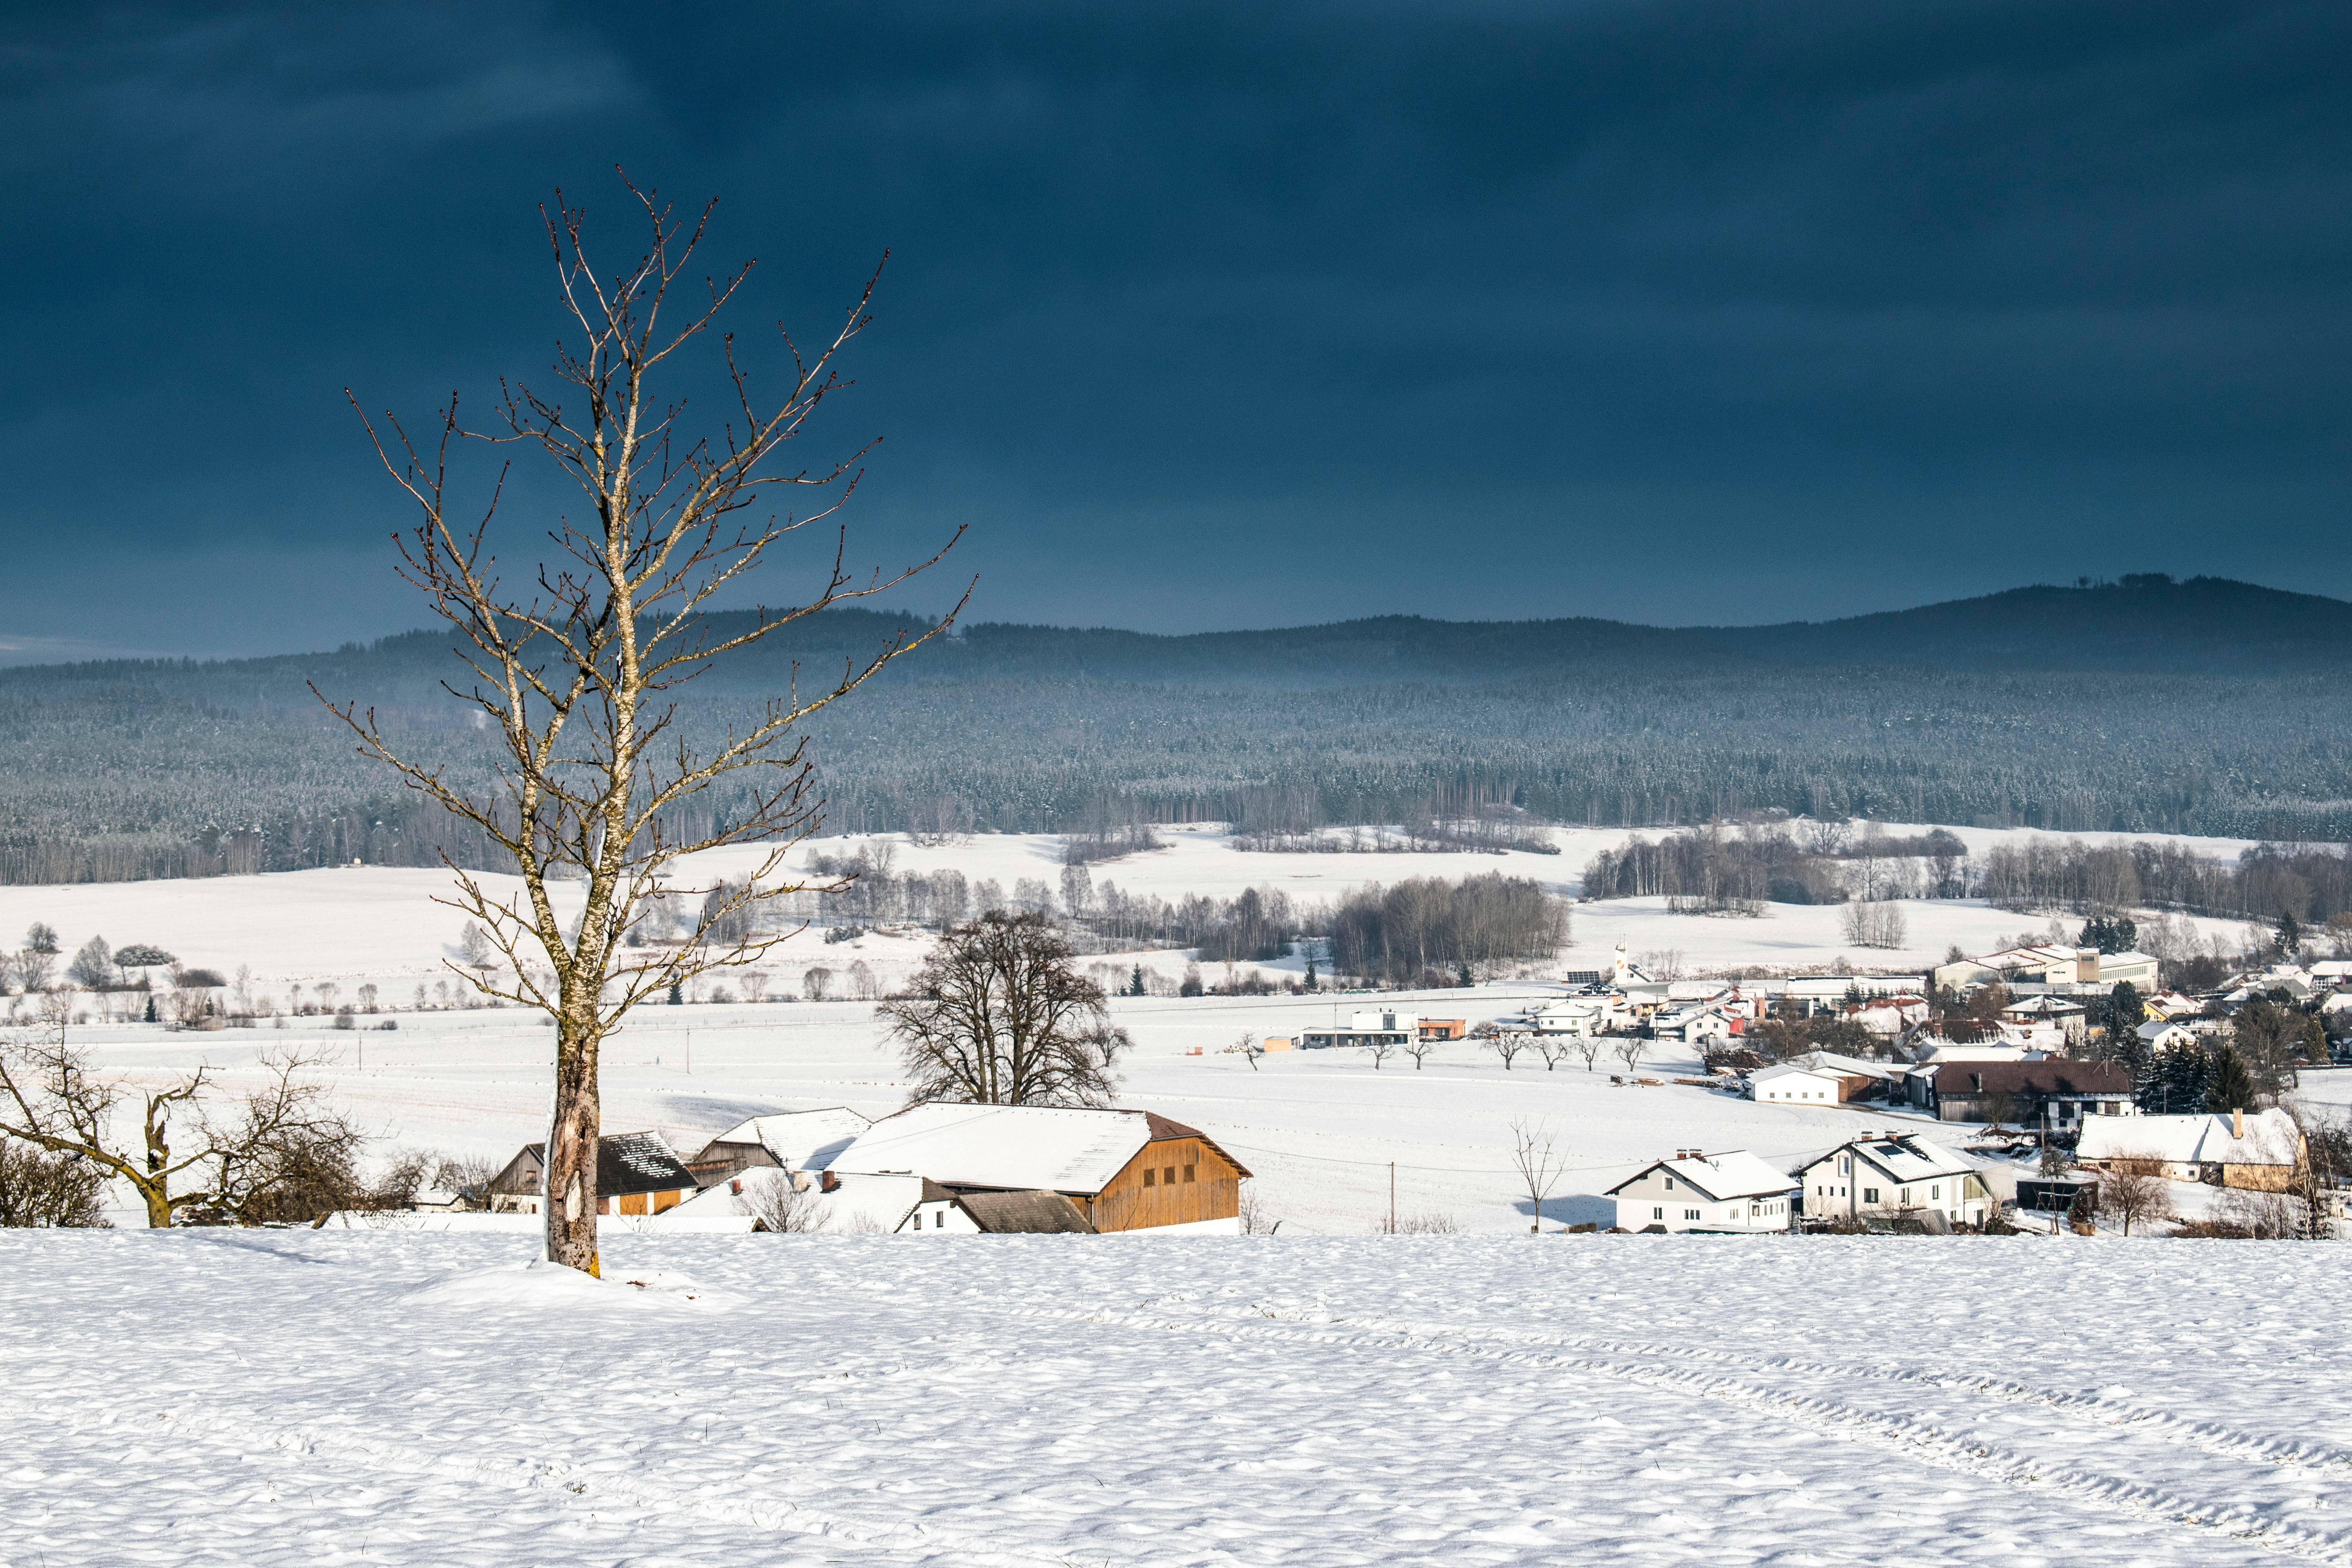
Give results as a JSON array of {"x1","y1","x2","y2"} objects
[{"x1": 2203, "y1": 1041, "x2": 2257, "y2": 1114}]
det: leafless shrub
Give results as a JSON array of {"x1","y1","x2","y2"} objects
[
  {"x1": 2093, "y1": 1155, "x2": 2174, "y2": 1236},
  {"x1": 0, "y1": 1136, "x2": 109, "y2": 1227},
  {"x1": 1377, "y1": 1210, "x2": 1460, "y2": 1235},
  {"x1": 739, "y1": 1172, "x2": 832, "y2": 1234}
]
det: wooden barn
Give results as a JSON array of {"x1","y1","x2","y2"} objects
[
  {"x1": 820, "y1": 1103, "x2": 1253, "y2": 1234},
  {"x1": 485, "y1": 1131, "x2": 700, "y2": 1217}
]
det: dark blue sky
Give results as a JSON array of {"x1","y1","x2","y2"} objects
[{"x1": 6, "y1": 2, "x2": 2348, "y2": 657}]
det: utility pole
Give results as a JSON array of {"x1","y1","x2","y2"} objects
[
  {"x1": 1389, "y1": 1161, "x2": 1396, "y2": 1234},
  {"x1": 685, "y1": 1028, "x2": 692, "y2": 1076}
]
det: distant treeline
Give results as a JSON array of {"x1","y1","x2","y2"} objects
[
  {"x1": 1581, "y1": 823, "x2": 1969, "y2": 912},
  {"x1": 3, "y1": 601, "x2": 2352, "y2": 884}
]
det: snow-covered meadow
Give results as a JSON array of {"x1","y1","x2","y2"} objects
[{"x1": 11, "y1": 1227, "x2": 2352, "y2": 1567}]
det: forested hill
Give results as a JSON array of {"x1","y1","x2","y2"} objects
[
  {"x1": 13, "y1": 574, "x2": 2341, "y2": 702},
  {"x1": 1, "y1": 572, "x2": 2349, "y2": 885},
  {"x1": 939, "y1": 575, "x2": 2352, "y2": 687}
]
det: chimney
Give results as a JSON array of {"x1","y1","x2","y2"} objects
[{"x1": 2233, "y1": 1108, "x2": 2245, "y2": 1140}]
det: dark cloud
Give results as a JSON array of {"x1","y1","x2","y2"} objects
[{"x1": 4, "y1": 0, "x2": 2347, "y2": 653}]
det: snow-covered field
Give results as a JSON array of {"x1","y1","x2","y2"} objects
[
  {"x1": 0, "y1": 822, "x2": 2273, "y2": 1009},
  {"x1": 0, "y1": 821, "x2": 2293, "y2": 1231},
  {"x1": 11, "y1": 1227, "x2": 2352, "y2": 1566}
]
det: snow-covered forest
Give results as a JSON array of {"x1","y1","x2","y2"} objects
[{"x1": 3, "y1": 598, "x2": 2350, "y2": 885}]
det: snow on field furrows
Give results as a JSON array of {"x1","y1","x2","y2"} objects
[{"x1": 9, "y1": 1230, "x2": 2352, "y2": 1567}]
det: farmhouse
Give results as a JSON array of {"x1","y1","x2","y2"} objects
[
  {"x1": 2076, "y1": 1109, "x2": 2305, "y2": 1190},
  {"x1": 684, "y1": 1107, "x2": 871, "y2": 1187},
  {"x1": 1907, "y1": 1059, "x2": 2134, "y2": 1129},
  {"x1": 1790, "y1": 1132, "x2": 1991, "y2": 1228},
  {"x1": 486, "y1": 1131, "x2": 700, "y2": 1217},
  {"x1": 1607, "y1": 1149, "x2": 1796, "y2": 1232},
  {"x1": 1933, "y1": 944, "x2": 2158, "y2": 993},
  {"x1": 824, "y1": 1103, "x2": 1253, "y2": 1233}
]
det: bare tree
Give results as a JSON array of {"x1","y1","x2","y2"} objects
[
  {"x1": 1508, "y1": 1116, "x2": 1569, "y2": 1233},
  {"x1": 1226, "y1": 1031, "x2": 1263, "y2": 1072},
  {"x1": 802, "y1": 966, "x2": 833, "y2": 1002},
  {"x1": 740, "y1": 970, "x2": 769, "y2": 1004},
  {"x1": 737, "y1": 1170, "x2": 832, "y2": 1233},
  {"x1": 2093, "y1": 1155, "x2": 2173, "y2": 1236},
  {"x1": 1361, "y1": 1035, "x2": 1398, "y2": 1071},
  {"x1": 1614, "y1": 1036, "x2": 1649, "y2": 1075},
  {"x1": 1401, "y1": 1032, "x2": 1439, "y2": 1071},
  {"x1": 330, "y1": 178, "x2": 960, "y2": 1275},
  {"x1": 1532, "y1": 1035, "x2": 1575, "y2": 1071},
  {"x1": 1574, "y1": 1034, "x2": 1606, "y2": 1072},
  {"x1": 0, "y1": 1022, "x2": 359, "y2": 1228},
  {"x1": 880, "y1": 911, "x2": 1129, "y2": 1106},
  {"x1": 0, "y1": 1135, "x2": 109, "y2": 1227},
  {"x1": 1487, "y1": 1030, "x2": 1532, "y2": 1071}
]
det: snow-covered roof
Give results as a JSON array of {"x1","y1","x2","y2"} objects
[
  {"x1": 1780, "y1": 1049, "x2": 1901, "y2": 1080},
  {"x1": 1751, "y1": 1061, "x2": 1843, "y2": 1085},
  {"x1": 2078, "y1": 1110, "x2": 2302, "y2": 1167},
  {"x1": 828, "y1": 1103, "x2": 1159, "y2": 1194},
  {"x1": 1909, "y1": 1042, "x2": 2028, "y2": 1064},
  {"x1": 662, "y1": 1167, "x2": 942, "y2": 1233},
  {"x1": 706, "y1": 1108, "x2": 872, "y2": 1172},
  {"x1": 1607, "y1": 1150, "x2": 1795, "y2": 1202},
  {"x1": 2136, "y1": 1019, "x2": 2197, "y2": 1044},
  {"x1": 2002, "y1": 995, "x2": 2086, "y2": 1017},
  {"x1": 1794, "y1": 1133, "x2": 1980, "y2": 1183}
]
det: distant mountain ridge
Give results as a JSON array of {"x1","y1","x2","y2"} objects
[
  {"x1": 931, "y1": 574, "x2": 2349, "y2": 686},
  {"x1": 6, "y1": 574, "x2": 2338, "y2": 693}
]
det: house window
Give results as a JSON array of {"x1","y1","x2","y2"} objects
[
  {"x1": 1863, "y1": 1187, "x2": 1880, "y2": 1205},
  {"x1": 1684, "y1": 1209, "x2": 1700, "y2": 1221},
  {"x1": 1900, "y1": 1188, "x2": 1912, "y2": 1205},
  {"x1": 1143, "y1": 1169, "x2": 1156, "y2": 1188},
  {"x1": 1183, "y1": 1165, "x2": 1197, "y2": 1183},
  {"x1": 1164, "y1": 1166, "x2": 1176, "y2": 1185},
  {"x1": 934, "y1": 1211, "x2": 945, "y2": 1229},
  {"x1": 1930, "y1": 1184, "x2": 1940, "y2": 1200},
  {"x1": 1838, "y1": 1156, "x2": 1851, "y2": 1175},
  {"x1": 1664, "y1": 1177, "x2": 1675, "y2": 1191},
  {"x1": 1653, "y1": 1206, "x2": 1664, "y2": 1220}
]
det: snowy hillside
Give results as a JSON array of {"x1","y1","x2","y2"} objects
[{"x1": 9, "y1": 1227, "x2": 2349, "y2": 1566}]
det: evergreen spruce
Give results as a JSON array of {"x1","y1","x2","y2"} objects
[
  {"x1": 1304, "y1": 956, "x2": 1319, "y2": 993},
  {"x1": 1457, "y1": 960, "x2": 1474, "y2": 988},
  {"x1": 2279, "y1": 910, "x2": 2303, "y2": 955},
  {"x1": 667, "y1": 981, "x2": 684, "y2": 1006},
  {"x1": 142, "y1": 993, "x2": 156, "y2": 1024},
  {"x1": 1129, "y1": 964, "x2": 1145, "y2": 998},
  {"x1": 2203, "y1": 1041, "x2": 2257, "y2": 1113}
]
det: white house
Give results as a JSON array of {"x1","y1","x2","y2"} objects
[
  {"x1": 1789, "y1": 1132, "x2": 1991, "y2": 1228},
  {"x1": 1528, "y1": 994, "x2": 1635, "y2": 1036},
  {"x1": 1607, "y1": 1149, "x2": 1797, "y2": 1233},
  {"x1": 1650, "y1": 1004, "x2": 1739, "y2": 1045},
  {"x1": 1299, "y1": 1009, "x2": 1421, "y2": 1050},
  {"x1": 2134, "y1": 1019, "x2": 2200, "y2": 1054},
  {"x1": 1751, "y1": 1063, "x2": 1849, "y2": 1105}
]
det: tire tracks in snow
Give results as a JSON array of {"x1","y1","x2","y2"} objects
[{"x1": 969, "y1": 1299, "x2": 2351, "y2": 1564}]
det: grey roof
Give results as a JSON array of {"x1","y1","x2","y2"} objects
[
  {"x1": 504, "y1": 1131, "x2": 698, "y2": 1197},
  {"x1": 955, "y1": 1189, "x2": 1098, "y2": 1234}
]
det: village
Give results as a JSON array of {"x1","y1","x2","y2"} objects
[{"x1": 324, "y1": 923, "x2": 2345, "y2": 1244}]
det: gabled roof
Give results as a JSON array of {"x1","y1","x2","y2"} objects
[
  {"x1": 2001, "y1": 995, "x2": 2086, "y2": 1018},
  {"x1": 1926, "y1": 1060, "x2": 2131, "y2": 1098},
  {"x1": 701, "y1": 1108, "x2": 872, "y2": 1172},
  {"x1": 1606, "y1": 1150, "x2": 1796, "y2": 1201},
  {"x1": 1793, "y1": 1133, "x2": 1980, "y2": 1183},
  {"x1": 2078, "y1": 1109, "x2": 2302, "y2": 1166},
  {"x1": 829, "y1": 1103, "x2": 1251, "y2": 1196},
  {"x1": 509, "y1": 1131, "x2": 697, "y2": 1197}
]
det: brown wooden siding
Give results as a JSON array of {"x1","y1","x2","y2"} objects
[{"x1": 1085, "y1": 1136, "x2": 1242, "y2": 1232}]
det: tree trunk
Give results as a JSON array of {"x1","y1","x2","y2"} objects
[
  {"x1": 544, "y1": 1011, "x2": 602, "y2": 1276},
  {"x1": 139, "y1": 1177, "x2": 171, "y2": 1230}
]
